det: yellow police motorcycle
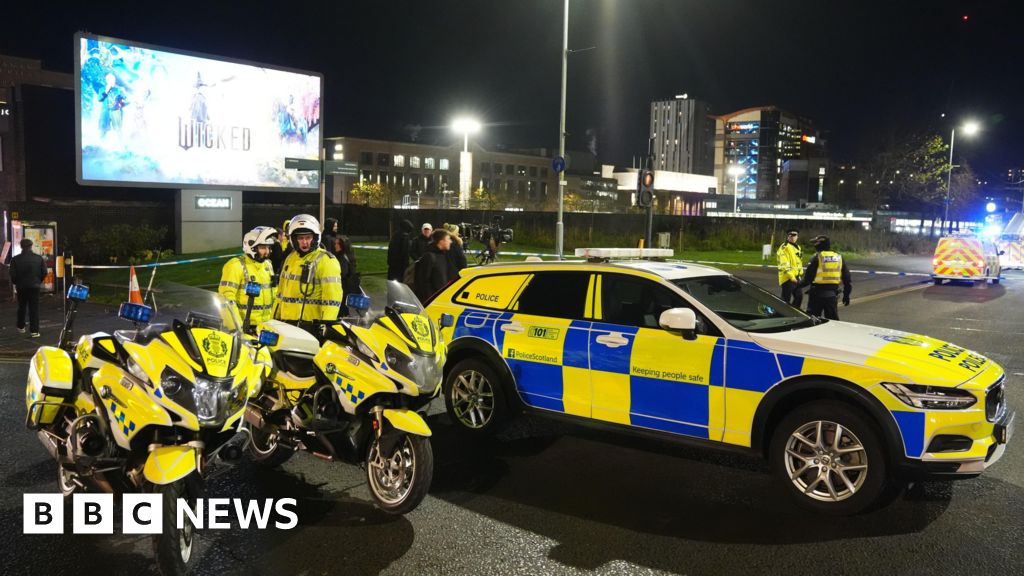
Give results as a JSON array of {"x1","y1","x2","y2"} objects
[
  {"x1": 26, "y1": 284, "x2": 264, "y2": 576},
  {"x1": 247, "y1": 279, "x2": 452, "y2": 514}
]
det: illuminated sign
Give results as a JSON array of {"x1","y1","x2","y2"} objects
[
  {"x1": 802, "y1": 134, "x2": 817, "y2": 144},
  {"x1": 195, "y1": 196, "x2": 231, "y2": 209},
  {"x1": 75, "y1": 33, "x2": 322, "y2": 191}
]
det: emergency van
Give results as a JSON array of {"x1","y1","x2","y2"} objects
[
  {"x1": 997, "y1": 213, "x2": 1024, "y2": 270},
  {"x1": 931, "y1": 233, "x2": 1002, "y2": 285},
  {"x1": 425, "y1": 248, "x2": 1013, "y2": 515}
]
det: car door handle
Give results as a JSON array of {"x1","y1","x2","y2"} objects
[
  {"x1": 595, "y1": 333, "x2": 629, "y2": 348},
  {"x1": 500, "y1": 322, "x2": 525, "y2": 334}
]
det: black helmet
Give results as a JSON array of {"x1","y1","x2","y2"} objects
[{"x1": 811, "y1": 235, "x2": 831, "y2": 251}]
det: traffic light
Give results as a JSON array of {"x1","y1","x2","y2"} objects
[{"x1": 636, "y1": 169, "x2": 654, "y2": 208}]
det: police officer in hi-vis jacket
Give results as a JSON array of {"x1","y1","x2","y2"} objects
[{"x1": 800, "y1": 235, "x2": 852, "y2": 320}]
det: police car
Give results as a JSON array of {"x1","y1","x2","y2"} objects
[{"x1": 425, "y1": 249, "x2": 1013, "y2": 514}]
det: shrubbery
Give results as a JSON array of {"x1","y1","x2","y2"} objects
[{"x1": 78, "y1": 224, "x2": 172, "y2": 263}]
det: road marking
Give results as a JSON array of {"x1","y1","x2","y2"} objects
[
  {"x1": 0, "y1": 357, "x2": 29, "y2": 364},
  {"x1": 848, "y1": 281, "x2": 931, "y2": 305}
]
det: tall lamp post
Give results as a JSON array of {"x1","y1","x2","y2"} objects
[
  {"x1": 944, "y1": 120, "x2": 980, "y2": 229},
  {"x1": 453, "y1": 117, "x2": 481, "y2": 209},
  {"x1": 728, "y1": 165, "x2": 744, "y2": 214}
]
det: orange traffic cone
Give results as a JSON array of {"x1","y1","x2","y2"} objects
[{"x1": 129, "y1": 265, "x2": 144, "y2": 304}]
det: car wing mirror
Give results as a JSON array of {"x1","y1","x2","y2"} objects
[
  {"x1": 659, "y1": 307, "x2": 698, "y2": 341},
  {"x1": 439, "y1": 313, "x2": 455, "y2": 328}
]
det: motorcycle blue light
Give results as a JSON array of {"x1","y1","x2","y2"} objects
[
  {"x1": 67, "y1": 284, "x2": 90, "y2": 302},
  {"x1": 258, "y1": 330, "x2": 279, "y2": 346},
  {"x1": 244, "y1": 281, "x2": 262, "y2": 297},
  {"x1": 118, "y1": 302, "x2": 153, "y2": 323},
  {"x1": 346, "y1": 294, "x2": 371, "y2": 311}
]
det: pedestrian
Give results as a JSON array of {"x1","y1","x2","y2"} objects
[
  {"x1": 11, "y1": 238, "x2": 47, "y2": 337},
  {"x1": 322, "y1": 217, "x2": 339, "y2": 254},
  {"x1": 410, "y1": 222, "x2": 432, "y2": 261},
  {"x1": 443, "y1": 223, "x2": 468, "y2": 280},
  {"x1": 270, "y1": 219, "x2": 292, "y2": 274},
  {"x1": 274, "y1": 214, "x2": 344, "y2": 326},
  {"x1": 413, "y1": 228, "x2": 452, "y2": 303},
  {"x1": 219, "y1": 227, "x2": 276, "y2": 330},
  {"x1": 387, "y1": 220, "x2": 415, "y2": 281},
  {"x1": 777, "y1": 229, "x2": 804, "y2": 308},
  {"x1": 800, "y1": 235, "x2": 852, "y2": 320}
]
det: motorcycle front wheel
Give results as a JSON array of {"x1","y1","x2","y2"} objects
[
  {"x1": 153, "y1": 477, "x2": 198, "y2": 576},
  {"x1": 366, "y1": 434, "x2": 433, "y2": 515}
]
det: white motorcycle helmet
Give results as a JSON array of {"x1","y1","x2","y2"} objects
[
  {"x1": 287, "y1": 214, "x2": 322, "y2": 255},
  {"x1": 242, "y1": 226, "x2": 278, "y2": 262}
]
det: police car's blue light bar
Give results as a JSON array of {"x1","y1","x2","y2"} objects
[
  {"x1": 574, "y1": 248, "x2": 674, "y2": 259},
  {"x1": 118, "y1": 302, "x2": 153, "y2": 323},
  {"x1": 244, "y1": 281, "x2": 262, "y2": 297},
  {"x1": 67, "y1": 284, "x2": 90, "y2": 302},
  {"x1": 258, "y1": 330, "x2": 280, "y2": 347},
  {"x1": 346, "y1": 294, "x2": 372, "y2": 311}
]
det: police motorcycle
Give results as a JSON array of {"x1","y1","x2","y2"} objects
[
  {"x1": 26, "y1": 283, "x2": 266, "y2": 576},
  {"x1": 246, "y1": 278, "x2": 453, "y2": 514}
]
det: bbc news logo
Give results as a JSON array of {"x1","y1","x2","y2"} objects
[{"x1": 24, "y1": 494, "x2": 298, "y2": 534}]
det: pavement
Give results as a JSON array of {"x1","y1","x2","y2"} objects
[{"x1": 2, "y1": 257, "x2": 1022, "y2": 576}]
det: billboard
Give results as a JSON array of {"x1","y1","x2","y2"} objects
[{"x1": 75, "y1": 33, "x2": 322, "y2": 191}]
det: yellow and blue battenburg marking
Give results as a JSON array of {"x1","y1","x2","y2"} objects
[
  {"x1": 336, "y1": 376, "x2": 365, "y2": 405},
  {"x1": 109, "y1": 401, "x2": 138, "y2": 436}
]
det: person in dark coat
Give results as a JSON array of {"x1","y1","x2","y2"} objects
[
  {"x1": 322, "y1": 217, "x2": 339, "y2": 254},
  {"x1": 414, "y1": 229, "x2": 451, "y2": 303},
  {"x1": 11, "y1": 238, "x2": 47, "y2": 337},
  {"x1": 409, "y1": 222, "x2": 433, "y2": 262},
  {"x1": 443, "y1": 223, "x2": 468, "y2": 280},
  {"x1": 387, "y1": 220, "x2": 415, "y2": 281}
]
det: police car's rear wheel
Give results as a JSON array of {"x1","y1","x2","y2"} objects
[
  {"x1": 444, "y1": 358, "x2": 506, "y2": 434},
  {"x1": 770, "y1": 401, "x2": 887, "y2": 515}
]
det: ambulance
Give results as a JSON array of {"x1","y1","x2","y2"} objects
[
  {"x1": 931, "y1": 233, "x2": 1002, "y2": 285},
  {"x1": 997, "y1": 213, "x2": 1024, "y2": 270},
  {"x1": 425, "y1": 248, "x2": 1013, "y2": 515}
]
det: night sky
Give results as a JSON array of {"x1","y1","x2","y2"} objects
[{"x1": 3, "y1": 0, "x2": 1020, "y2": 179}]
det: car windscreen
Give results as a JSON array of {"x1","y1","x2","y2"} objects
[{"x1": 672, "y1": 275, "x2": 814, "y2": 333}]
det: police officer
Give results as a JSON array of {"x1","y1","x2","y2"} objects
[
  {"x1": 219, "y1": 226, "x2": 277, "y2": 330},
  {"x1": 800, "y1": 235, "x2": 852, "y2": 320},
  {"x1": 777, "y1": 229, "x2": 804, "y2": 308},
  {"x1": 274, "y1": 214, "x2": 344, "y2": 324}
]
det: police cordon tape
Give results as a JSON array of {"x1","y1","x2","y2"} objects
[{"x1": 71, "y1": 246, "x2": 1010, "y2": 280}]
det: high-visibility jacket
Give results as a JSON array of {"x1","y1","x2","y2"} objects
[
  {"x1": 776, "y1": 242, "x2": 803, "y2": 285},
  {"x1": 814, "y1": 251, "x2": 843, "y2": 285},
  {"x1": 218, "y1": 256, "x2": 275, "y2": 327},
  {"x1": 274, "y1": 248, "x2": 343, "y2": 322}
]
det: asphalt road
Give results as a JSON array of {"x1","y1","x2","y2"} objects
[{"x1": 2, "y1": 259, "x2": 1022, "y2": 576}]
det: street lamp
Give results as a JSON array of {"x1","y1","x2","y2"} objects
[
  {"x1": 452, "y1": 117, "x2": 481, "y2": 210},
  {"x1": 944, "y1": 120, "x2": 981, "y2": 228},
  {"x1": 728, "y1": 165, "x2": 744, "y2": 213}
]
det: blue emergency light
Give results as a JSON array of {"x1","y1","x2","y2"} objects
[
  {"x1": 244, "y1": 281, "x2": 262, "y2": 298},
  {"x1": 118, "y1": 302, "x2": 153, "y2": 323},
  {"x1": 67, "y1": 284, "x2": 90, "y2": 302},
  {"x1": 258, "y1": 330, "x2": 280, "y2": 347},
  {"x1": 346, "y1": 294, "x2": 372, "y2": 311}
]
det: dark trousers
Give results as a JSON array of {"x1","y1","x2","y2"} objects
[
  {"x1": 780, "y1": 280, "x2": 803, "y2": 308},
  {"x1": 16, "y1": 286, "x2": 41, "y2": 333},
  {"x1": 807, "y1": 290, "x2": 839, "y2": 320}
]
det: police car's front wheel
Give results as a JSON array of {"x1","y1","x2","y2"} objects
[
  {"x1": 770, "y1": 401, "x2": 888, "y2": 515},
  {"x1": 443, "y1": 358, "x2": 507, "y2": 434}
]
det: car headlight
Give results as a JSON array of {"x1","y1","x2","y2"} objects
[{"x1": 881, "y1": 382, "x2": 978, "y2": 410}]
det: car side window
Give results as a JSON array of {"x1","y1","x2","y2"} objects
[
  {"x1": 601, "y1": 274, "x2": 718, "y2": 335},
  {"x1": 514, "y1": 272, "x2": 590, "y2": 320}
]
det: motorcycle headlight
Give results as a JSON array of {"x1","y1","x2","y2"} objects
[
  {"x1": 385, "y1": 345, "x2": 442, "y2": 393},
  {"x1": 881, "y1": 382, "x2": 978, "y2": 410},
  {"x1": 355, "y1": 338, "x2": 379, "y2": 364},
  {"x1": 193, "y1": 376, "x2": 244, "y2": 427},
  {"x1": 127, "y1": 357, "x2": 149, "y2": 383}
]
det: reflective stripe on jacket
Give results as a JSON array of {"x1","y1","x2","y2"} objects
[
  {"x1": 815, "y1": 251, "x2": 843, "y2": 285},
  {"x1": 776, "y1": 242, "x2": 803, "y2": 285},
  {"x1": 274, "y1": 248, "x2": 343, "y2": 322},
  {"x1": 218, "y1": 256, "x2": 275, "y2": 326}
]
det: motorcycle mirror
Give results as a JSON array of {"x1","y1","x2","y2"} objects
[
  {"x1": 439, "y1": 313, "x2": 455, "y2": 328},
  {"x1": 257, "y1": 330, "x2": 279, "y2": 347},
  {"x1": 118, "y1": 302, "x2": 153, "y2": 324},
  {"x1": 244, "y1": 281, "x2": 262, "y2": 297}
]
